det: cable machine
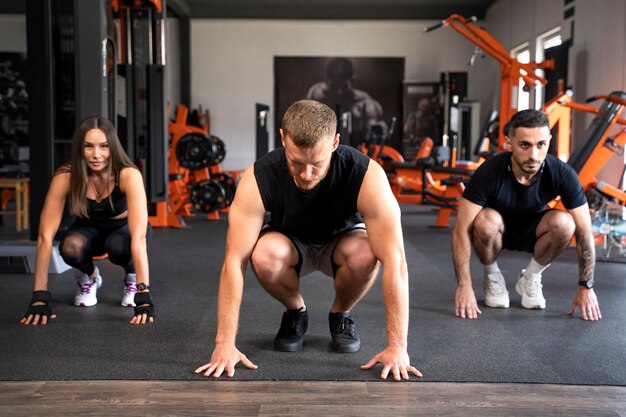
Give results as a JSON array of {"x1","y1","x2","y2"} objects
[
  {"x1": 425, "y1": 14, "x2": 555, "y2": 152},
  {"x1": 111, "y1": 0, "x2": 173, "y2": 227}
]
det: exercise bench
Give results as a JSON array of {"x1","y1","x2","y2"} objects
[{"x1": 0, "y1": 177, "x2": 29, "y2": 232}]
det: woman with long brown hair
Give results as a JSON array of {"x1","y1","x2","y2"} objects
[{"x1": 21, "y1": 116, "x2": 154, "y2": 326}]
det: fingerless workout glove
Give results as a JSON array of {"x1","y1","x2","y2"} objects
[
  {"x1": 133, "y1": 292, "x2": 155, "y2": 318},
  {"x1": 25, "y1": 290, "x2": 52, "y2": 319}
]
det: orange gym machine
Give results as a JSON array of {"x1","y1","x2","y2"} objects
[
  {"x1": 359, "y1": 118, "x2": 405, "y2": 173},
  {"x1": 391, "y1": 144, "x2": 473, "y2": 227},
  {"x1": 357, "y1": 104, "x2": 471, "y2": 229},
  {"x1": 358, "y1": 121, "x2": 465, "y2": 226},
  {"x1": 167, "y1": 104, "x2": 237, "y2": 223},
  {"x1": 567, "y1": 92, "x2": 626, "y2": 197},
  {"x1": 425, "y1": 14, "x2": 554, "y2": 152},
  {"x1": 547, "y1": 91, "x2": 626, "y2": 258},
  {"x1": 382, "y1": 14, "x2": 555, "y2": 227},
  {"x1": 542, "y1": 91, "x2": 626, "y2": 196},
  {"x1": 543, "y1": 87, "x2": 573, "y2": 161}
]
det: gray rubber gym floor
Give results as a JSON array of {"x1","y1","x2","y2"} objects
[{"x1": 1, "y1": 205, "x2": 625, "y2": 384}]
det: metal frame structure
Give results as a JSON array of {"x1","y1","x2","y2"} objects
[{"x1": 425, "y1": 14, "x2": 554, "y2": 151}]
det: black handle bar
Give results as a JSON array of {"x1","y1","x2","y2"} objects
[{"x1": 424, "y1": 15, "x2": 477, "y2": 33}]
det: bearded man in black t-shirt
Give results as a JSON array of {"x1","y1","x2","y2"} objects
[{"x1": 452, "y1": 109, "x2": 601, "y2": 321}]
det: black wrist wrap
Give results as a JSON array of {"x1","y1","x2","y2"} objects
[
  {"x1": 133, "y1": 292, "x2": 155, "y2": 317},
  {"x1": 31, "y1": 290, "x2": 51, "y2": 304},
  {"x1": 25, "y1": 290, "x2": 52, "y2": 318}
]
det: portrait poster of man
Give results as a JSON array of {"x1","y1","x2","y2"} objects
[
  {"x1": 274, "y1": 56, "x2": 405, "y2": 150},
  {"x1": 401, "y1": 81, "x2": 442, "y2": 160}
]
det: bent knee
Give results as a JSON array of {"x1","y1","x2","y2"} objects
[
  {"x1": 104, "y1": 237, "x2": 131, "y2": 261},
  {"x1": 472, "y1": 209, "x2": 504, "y2": 239},
  {"x1": 60, "y1": 235, "x2": 87, "y2": 260},
  {"x1": 250, "y1": 235, "x2": 298, "y2": 278},
  {"x1": 542, "y1": 211, "x2": 575, "y2": 239},
  {"x1": 250, "y1": 252, "x2": 288, "y2": 277},
  {"x1": 334, "y1": 234, "x2": 378, "y2": 277},
  {"x1": 341, "y1": 253, "x2": 379, "y2": 279}
]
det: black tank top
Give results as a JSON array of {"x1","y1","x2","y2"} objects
[
  {"x1": 254, "y1": 145, "x2": 369, "y2": 244},
  {"x1": 87, "y1": 181, "x2": 128, "y2": 220}
]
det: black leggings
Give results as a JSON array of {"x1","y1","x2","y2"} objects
[{"x1": 59, "y1": 217, "x2": 152, "y2": 276}]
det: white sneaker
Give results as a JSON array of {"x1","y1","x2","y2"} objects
[
  {"x1": 74, "y1": 267, "x2": 103, "y2": 307},
  {"x1": 483, "y1": 272, "x2": 510, "y2": 308},
  {"x1": 122, "y1": 273, "x2": 137, "y2": 307},
  {"x1": 515, "y1": 269, "x2": 546, "y2": 309}
]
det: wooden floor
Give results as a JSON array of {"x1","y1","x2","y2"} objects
[{"x1": 1, "y1": 380, "x2": 625, "y2": 416}]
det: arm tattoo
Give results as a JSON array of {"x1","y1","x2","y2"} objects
[{"x1": 576, "y1": 232, "x2": 595, "y2": 281}]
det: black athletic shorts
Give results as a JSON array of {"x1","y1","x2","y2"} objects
[{"x1": 502, "y1": 210, "x2": 551, "y2": 253}]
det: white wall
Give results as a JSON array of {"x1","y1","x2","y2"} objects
[
  {"x1": 190, "y1": 19, "x2": 491, "y2": 169},
  {"x1": 0, "y1": 14, "x2": 26, "y2": 52}
]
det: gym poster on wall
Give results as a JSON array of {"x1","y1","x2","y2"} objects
[{"x1": 274, "y1": 56, "x2": 404, "y2": 151}]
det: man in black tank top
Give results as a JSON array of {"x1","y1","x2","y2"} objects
[
  {"x1": 195, "y1": 100, "x2": 422, "y2": 381},
  {"x1": 452, "y1": 109, "x2": 601, "y2": 321}
]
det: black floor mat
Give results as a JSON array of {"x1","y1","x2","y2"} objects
[{"x1": 1, "y1": 205, "x2": 625, "y2": 384}]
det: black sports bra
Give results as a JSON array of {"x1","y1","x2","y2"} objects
[{"x1": 87, "y1": 184, "x2": 128, "y2": 219}]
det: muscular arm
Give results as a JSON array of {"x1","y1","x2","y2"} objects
[
  {"x1": 196, "y1": 166, "x2": 266, "y2": 377},
  {"x1": 21, "y1": 172, "x2": 68, "y2": 325},
  {"x1": 120, "y1": 168, "x2": 150, "y2": 289},
  {"x1": 568, "y1": 203, "x2": 601, "y2": 321},
  {"x1": 570, "y1": 204, "x2": 595, "y2": 281},
  {"x1": 451, "y1": 198, "x2": 484, "y2": 319},
  {"x1": 215, "y1": 167, "x2": 266, "y2": 344},
  {"x1": 358, "y1": 160, "x2": 407, "y2": 349},
  {"x1": 34, "y1": 173, "x2": 70, "y2": 292},
  {"x1": 358, "y1": 160, "x2": 421, "y2": 380}
]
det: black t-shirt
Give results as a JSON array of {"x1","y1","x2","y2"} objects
[
  {"x1": 254, "y1": 145, "x2": 369, "y2": 244},
  {"x1": 463, "y1": 152, "x2": 586, "y2": 224}
]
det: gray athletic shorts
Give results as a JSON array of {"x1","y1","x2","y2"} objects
[{"x1": 261, "y1": 223, "x2": 366, "y2": 278}]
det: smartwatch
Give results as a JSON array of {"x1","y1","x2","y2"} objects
[
  {"x1": 578, "y1": 279, "x2": 594, "y2": 289},
  {"x1": 136, "y1": 283, "x2": 150, "y2": 291}
]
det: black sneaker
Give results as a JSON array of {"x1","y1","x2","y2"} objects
[
  {"x1": 273, "y1": 307, "x2": 309, "y2": 352},
  {"x1": 329, "y1": 312, "x2": 360, "y2": 353}
]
